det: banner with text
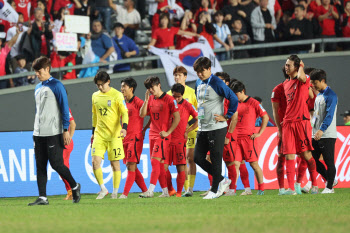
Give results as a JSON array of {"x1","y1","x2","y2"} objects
[{"x1": 55, "y1": 33, "x2": 78, "y2": 52}]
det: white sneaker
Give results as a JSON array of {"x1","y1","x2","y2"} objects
[
  {"x1": 321, "y1": 188, "x2": 335, "y2": 194},
  {"x1": 224, "y1": 186, "x2": 229, "y2": 194},
  {"x1": 326, "y1": 179, "x2": 339, "y2": 188},
  {"x1": 158, "y1": 193, "x2": 170, "y2": 198},
  {"x1": 111, "y1": 193, "x2": 118, "y2": 199},
  {"x1": 203, "y1": 191, "x2": 217, "y2": 199},
  {"x1": 216, "y1": 178, "x2": 232, "y2": 198},
  {"x1": 139, "y1": 190, "x2": 154, "y2": 198},
  {"x1": 96, "y1": 189, "x2": 109, "y2": 199},
  {"x1": 119, "y1": 194, "x2": 128, "y2": 199},
  {"x1": 301, "y1": 181, "x2": 312, "y2": 193},
  {"x1": 200, "y1": 189, "x2": 210, "y2": 197},
  {"x1": 240, "y1": 190, "x2": 253, "y2": 196},
  {"x1": 224, "y1": 189, "x2": 237, "y2": 196}
]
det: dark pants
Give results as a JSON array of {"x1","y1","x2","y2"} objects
[
  {"x1": 311, "y1": 138, "x2": 336, "y2": 189},
  {"x1": 194, "y1": 128, "x2": 226, "y2": 193},
  {"x1": 96, "y1": 7, "x2": 112, "y2": 34},
  {"x1": 34, "y1": 134, "x2": 77, "y2": 197}
]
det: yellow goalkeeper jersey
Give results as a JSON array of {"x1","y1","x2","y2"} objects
[{"x1": 92, "y1": 87, "x2": 128, "y2": 140}]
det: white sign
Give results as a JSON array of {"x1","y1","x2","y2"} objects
[
  {"x1": 0, "y1": 1, "x2": 19, "y2": 23},
  {"x1": 65, "y1": 15, "x2": 90, "y2": 34},
  {"x1": 149, "y1": 37, "x2": 223, "y2": 86},
  {"x1": 55, "y1": 33, "x2": 78, "y2": 51}
]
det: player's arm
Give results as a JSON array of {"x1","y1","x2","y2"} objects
[
  {"x1": 315, "y1": 93, "x2": 338, "y2": 140},
  {"x1": 225, "y1": 111, "x2": 238, "y2": 144},
  {"x1": 160, "y1": 111, "x2": 180, "y2": 138},
  {"x1": 213, "y1": 79, "x2": 238, "y2": 119},
  {"x1": 309, "y1": 87, "x2": 314, "y2": 99},
  {"x1": 54, "y1": 82, "x2": 71, "y2": 145},
  {"x1": 91, "y1": 95, "x2": 97, "y2": 144},
  {"x1": 272, "y1": 101, "x2": 282, "y2": 137},
  {"x1": 118, "y1": 97, "x2": 129, "y2": 137},
  {"x1": 186, "y1": 117, "x2": 198, "y2": 134},
  {"x1": 69, "y1": 119, "x2": 76, "y2": 139},
  {"x1": 297, "y1": 60, "x2": 307, "y2": 83},
  {"x1": 140, "y1": 90, "x2": 150, "y2": 118},
  {"x1": 251, "y1": 114, "x2": 268, "y2": 139}
]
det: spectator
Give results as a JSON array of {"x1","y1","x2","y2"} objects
[
  {"x1": 0, "y1": 30, "x2": 20, "y2": 89},
  {"x1": 146, "y1": 0, "x2": 159, "y2": 27},
  {"x1": 53, "y1": 7, "x2": 68, "y2": 33},
  {"x1": 231, "y1": 18, "x2": 251, "y2": 58},
  {"x1": 31, "y1": 0, "x2": 53, "y2": 22},
  {"x1": 222, "y1": 0, "x2": 247, "y2": 25},
  {"x1": 50, "y1": 50, "x2": 77, "y2": 79},
  {"x1": 298, "y1": 0, "x2": 322, "y2": 39},
  {"x1": 341, "y1": 110, "x2": 350, "y2": 125},
  {"x1": 285, "y1": 4, "x2": 313, "y2": 53},
  {"x1": 93, "y1": 0, "x2": 111, "y2": 33},
  {"x1": 316, "y1": 0, "x2": 339, "y2": 51},
  {"x1": 30, "y1": 8, "x2": 54, "y2": 59},
  {"x1": 75, "y1": 0, "x2": 94, "y2": 16},
  {"x1": 13, "y1": 54, "x2": 36, "y2": 86},
  {"x1": 14, "y1": 0, "x2": 31, "y2": 22},
  {"x1": 213, "y1": 10, "x2": 234, "y2": 61},
  {"x1": 239, "y1": 0, "x2": 260, "y2": 19},
  {"x1": 341, "y1": 1, "x2": 350, "y2": 49},
  {"x1": 194, "y1": 0, "x2": 216, "y2": 23},
  {"x1": 176, "y1": 10, "x2": 198, "y2": 49},
  {"x1": 111, "y1": 22, "x2": 139, "y2": 72},
  {"x1": 268, "y1": 0, "x2": 283, "y2": 24},
  {"x1": 309, "y1": 0, "x2": 322, "y2": 15},
  {"x1": 251, "y1": 0, "x2": 277, "y2": 57},
  {"x1": 109, "y1": 0, "x2": 141, "y2": 39},
  {"x1": 54, "y1": 0, "x2": 82, "y2": 15},
  {"x1": 90, "y1": 20, "x2": 115, "y2": 67}
]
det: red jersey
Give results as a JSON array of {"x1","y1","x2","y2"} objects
[
  {"x1": 271, "y1": 82, "x2": 287, "y2": 122},
  {"x1": 125, "y1": 96, "x2": 144, "y2": 142},
  {"x1": 152, "y1": 27, "x2": 179, "y2": 48},
  {"x1": 283, "y1": 76, "x2": 311, "y2": 123},
  {"x1": 147, "y1": 92, "x2": 179, "y2": 140},
  {"x1": 341, "y1": 13, "x2": 350, "y2": 37},
  {"x1": 236, "y1": 97, "x2": 267, "y2": 138},
  {"x1": 15, "y1": 0, "x2": 31, "y2": 22},
  {"x1": 54, "y1": 0, "x2": 75, "y2": 15},
  {"x1": 316, "y1": 5, "x2": 338, "y2": 36},
  {"x1": 175, "y1": 28, "x2": 197, "y2": 49},
  {"x1": 0, "y1": 19, "x2": 11, "y2": 33},
  {"x1": 171, "y1": 99, "x2": 197, "y2": 143}
]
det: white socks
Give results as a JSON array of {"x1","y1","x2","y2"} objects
[
  {"x1": 39, "y1": 196, "x2": 47, "y2": 201},
  {"x1": 113, "y1": 188, "x2": 118, "y2": 194},
  {"x1": 149, "y1": 184, "x2": 156, "y2": 192},
  {"x1": 245, "y1": 187, "x2": 252, "y2": 193},
  {"x1": 100, "y1": 184, "x2": 107, "y2": 191},
  {"x1": 162, "y1": 188, "x2": 169, "y2": 195}
]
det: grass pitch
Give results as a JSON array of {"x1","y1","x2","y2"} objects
[{"x1": 1, "y1": 189, "x2": 349, "y2": 233}]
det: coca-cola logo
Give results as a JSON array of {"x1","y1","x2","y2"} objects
[{"x1": 335, "y1": 132, "x2": 350, "y2": 183}]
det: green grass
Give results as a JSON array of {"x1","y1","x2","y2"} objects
[{"x1": 1, "y1": 189, "x2": 350, "y2": 233}]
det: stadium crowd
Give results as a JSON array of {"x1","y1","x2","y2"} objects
[{"x1": 1, "y1": 0, "x2": 350, "y2": 89}]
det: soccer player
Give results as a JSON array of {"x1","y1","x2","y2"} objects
[
  {"x1": 29, "y1": 56, "x2": 80, "y2": 206},
  {"x1": 139, "y1": 76, "x2": 180, "y2": 198},
  {"x1": 166, "y1": 83, "x2": 198, "y2": 197},
  {"x1": 119, "y1": 77, "x2": 148, "y2": 199},
  {"x1": 91, "y1": 71, "x2": 128, "y2": 199},
  {"x1": 271, "y1": 67, "x2": 288, "y2": 195},
  {"x1": 193, "y1": 57, "x2": 238, "y2": 199},
  {"x1": 167, "y1": 66, "x2": 198, "y2": 197},
  {"x1": 62, "y1": 109, "x2": 76, "y2": 200},
  {"x1": 282, "y1": 55, "x2": 318, "y2": 195},
  {"x1": 310, "y1": 69, "x2": 338, "y2": 194},
  {"x1": 231, "y1": 81, "x2": 268, "y2": 195}
]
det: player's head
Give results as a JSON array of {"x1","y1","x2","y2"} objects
[
  {"x1": 303, "y1": 66, "x2": 315, "y2": 75},
  {"x1": 285, "y1": 54, "x2": 301, "y2": 76},
  {"x1": 193, "y1": 57, "x2": 212, "y2": 80},
  {"x1": 215, "y1": 72, "x2": 230, "y2": 86},
  {"x1": 173, "y1": 66, "x2": 187, "y2": 85},
  {"x1": 94, "y1": 71, "x2": 111, "y2": 93},
  {"x1": 32, "y1": 56, "x2": 51, "y2": 81},
  {"x1": 310, "y1": 69, "x2": 327, "y2": 91},
  {"x1": 230, "y1": 81, "x2": 246, "y2": 101},
  {"x1": 121, "y1": 77, "x2": 137, "y2": 97},
  {"x1": 229, "y1": 78, "x2": 238, "y2": 88},
  {"x1": 144, "y1": 76, "x2": 162, "y2": 95},
  {"x1": 171, "y1": 83, "x2": 185, "y2": 103},
  {"x1": 282, "y1": 66, "x2": 288, "y2": 79}
]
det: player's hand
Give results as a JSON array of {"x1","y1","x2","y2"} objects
[
  {"x1": 300, "y1": 60, "x2": 304, "y2": 69},
  {"x1": 90, "y1": 134, "x2": 94, "y2": 147},
  {"x1": 120, "y1": 129, "x2": 127, "y2": 138},
  {"x1": 277, "y1": 128, "x2": 282, "y2": 139},
  {"x1": 224, "y1": 137, "x2": 230, "y2": 145},
  {"x1": 214, "y1": 114, "x2": 226, "y2": 123},
  {"x1": 314, "y1": 130, "x2": 323, "y2": 141},
  {"x1": 63, "y1": 131, "x2": 71, "y2": 146},
  {"x1": 250, "y1": 133, "x2": 261, "y2": 140},
  {"x1": 184, "y1": 131, "x2": 189, "y2": 140},
  {"x1": 206, "y1": 154, "x2": 211, "y2": 164},
  {"x1": 159, "y1": 131, "x2": 170, "y2": 138}
]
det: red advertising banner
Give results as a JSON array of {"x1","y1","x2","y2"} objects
[{"x1": 255, "y1": 126, "x2": 350, "y2": 189}]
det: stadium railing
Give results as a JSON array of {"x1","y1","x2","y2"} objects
[{"x1": 1, "y1": 37, "x2": 350, "y2": 81}]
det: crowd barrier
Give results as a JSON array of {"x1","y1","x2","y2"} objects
[{"x1": 0, "y1": 127, "x2": 349, "y2": 197}]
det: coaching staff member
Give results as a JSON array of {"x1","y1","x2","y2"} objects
[
  {"x1": 310, "y1": 69, "x2": 338, "y2": 194},
  {"x1": 193, "y1": 57, "x2": 239, "y2": 199},
  {"x1": 29, "y1": 56, "x2": 81, "y2": 206}
]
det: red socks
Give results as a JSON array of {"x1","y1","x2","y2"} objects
[
  {"x1": 208, "y1": 174, "x2": 213, "y2": 186},
  {"x1": 150, "y1": 159, "x2": 160, "y2": 185},
  {"x1": 258, "y1": 183, "x2": 264, "y2": 191},
  {"x1": 135, "y1": 168, "x2": 147, "y2": 192},
  {"x1": 227, "y1": 164, "x2": 237, "y2": 190},
  {"x1": 239, "y1": 163, "x2": 250, "y2": 188},
  {"x1": 306, "y1": 157, "x2": 318, "y2": 186},
  {"x1": 123, "y1": 170, "x2": 135, "y2": 196},
  {"x1": 286, "y1": 159, "x2": 296, "y2": 190},
  {"x1": 177, "y1": 171, "x2": 186, "y2": 195},
  {"x1": 297, "y1": 157, "x2": 308, "y2": 183},
  {"x1": 277, "y1": 156, "x2": 285, "y2": 189},
  {"x1": 167, "y1": 170, "x2": 175, "y2": 191},
  {"x1": 62, "y1": 178, "x2": 71, "y2": 192},
  {"x1": 159, "y1": 162, "x2": 167, "y2": 189}
]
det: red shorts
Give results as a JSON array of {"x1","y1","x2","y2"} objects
[
  {"x1": 63, "y1": 140, "x2": 74, "y2": 167},
  {"x1": 223, "y1": 139, "x2": 237, "y2": 162},
  {"x1": 236, "y1": 136, "x2": 258, "y2": 163},
  {"x1": 149, "y1": 137, "x2": 170, "y2": 161},
  {"x1": 166, "y1": 141, "x2": 186, "y2": 165},
  {"x1": 123, "y1": 135, "x2": 144, "y2": 164},
  {"x1": 282, "y1": 120, "x2": 313, "y2": 155}
]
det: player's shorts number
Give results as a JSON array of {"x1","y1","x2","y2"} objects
[
  {"x1": 154, "y1": 145, "x2": 159, "y2": 152},
  {"x1": 187, "y1": 138, "x2": 194, "y2": 145},
  {"x1": 300, "y1": 139, "x2": 310, "y2": 149}
]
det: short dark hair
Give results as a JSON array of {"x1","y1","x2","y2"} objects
[
  {"x1": 229, "y1": 78, "x2": 238, "y2": 88},
  {"x1": 310, "y1": 69, "x2": 327, "y2": 83},
  {"x1": 287, "y1": 54, "x2": 301, "y2": 69},
  {"x1": 304, "y1": 67, "x2": 315, "y2": 75},
  {"x1": 173, "y1": 66, "x2": 187, "y2": 76},
  {"x1": 193, "y1": 57, "x2": 211, "y2": 72},
  {"x1": 94, "y1": 71, "x2": 110, "y2": 84},
  {"x1": 215, "y1": 72, "x2": 230, "y2": 83},
  {"x1": 171, "y1": 83, "x2": 185, "y2": 95},
  {"x1": 32, "y1": 56, "x2": 51, "y2": 71},
  {"x1": 253, "y1": 96, "x2": 262, "y2": 103},
  {"x1": 231, "y1": 81, "x2": 245, "y2": 93},
  {"x1": 121, "y1": 77, "x2": 137, "y2": 93},
  {"x1": 144, "y1": 76, "x2": 161, "y2": 89},
  {"x1": 295, "y1": 4, "x2": 305, "y2": 11},
  {"x1": 214, "y1": 10, "x2": 224, "y2": 18},
  {"x1": 159, "y1": 13, "x2": 171, "y2": 28},
  {"x1": 92, "y1": 19, "x2": 102, "y2": 25},
  {"x1": 15, "y1": 54, "x2": 26, "y2": 61},
  {"x1": 113, "y1": 22, "x2": 124, "y2": 29}
]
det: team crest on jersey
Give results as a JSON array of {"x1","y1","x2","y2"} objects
[
  {"x1": 108, "y1": 100, "x2": 111, "y2": 107},
  {"x1": 174, "y1": 100, "x2": 178, "y2": 109}
]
